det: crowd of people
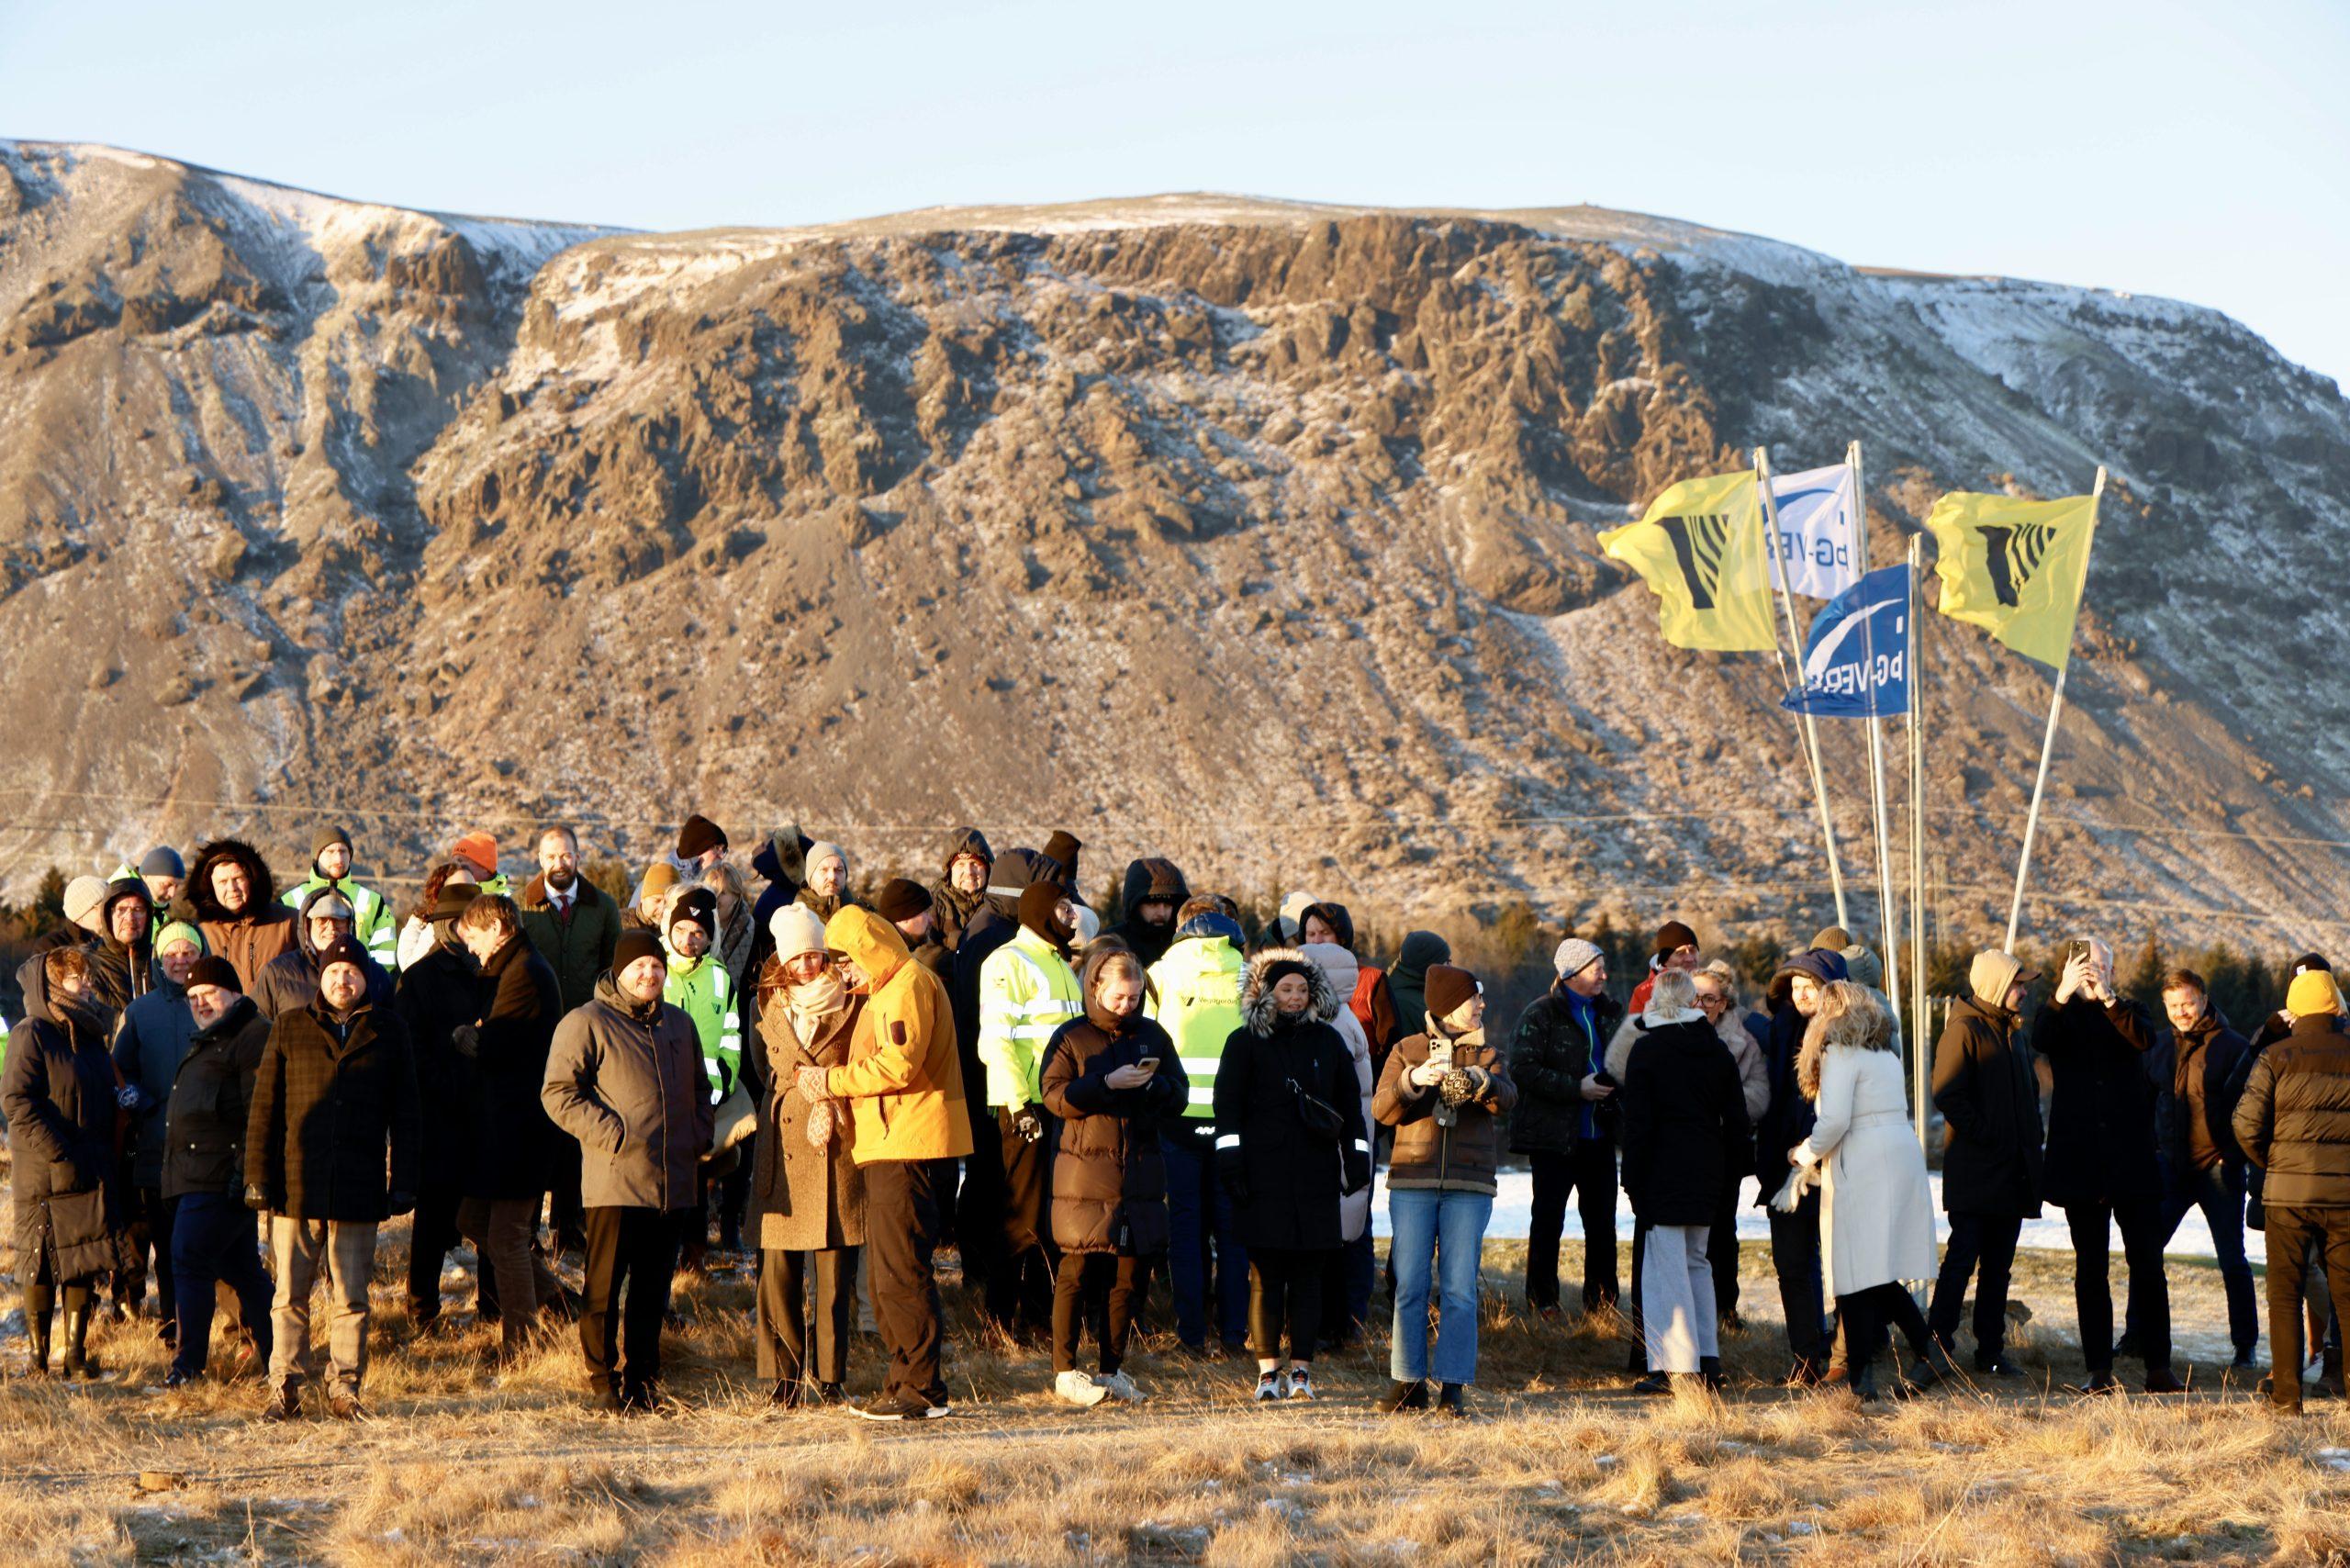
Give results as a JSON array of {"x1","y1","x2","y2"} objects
[{"x1": 4, "y1": 821, "x2": 2347, "y2": 1422}]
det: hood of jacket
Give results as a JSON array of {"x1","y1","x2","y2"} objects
[
  {"x1": 98, "y1": 875, "x2": 157, "y2": 952},
  {"x1": 751, "y1": 827, "x2": 811, "y2": 890},
  {"x1": 188, "y1": 837, "x2": 277, "y2": 924},
  {"x1": 1840, "y1": 944, "x2": 1886, "y2": 991},
  {"x1": 1767, "y1": 947, "x2": 1849, "y2": 1007},
  {"x1": 293, "y1": 881, "x2": 360, "y2": 964},
  {"x1": 1241, "y1": 945, "x2": 1341, "y2": 1037},
  {"x1": 826, "y1": 905, "x2": 911, "y2": 994},
  {"x1": 1967, "y1": 950, "x2": 2028, "y2": 1010},
  {"x1": 981, "y1": 847, "x2": 1053, "y2": 922},
  {"x1": 940, "y1": 827, "x2": 995, "y2": 879},
  {"x1": 1118, "y1": 857, "x2": 1191, "y2": 913},
  {"x1": 1171, "y1": 911, "x2": 1244, "y2": 948},
  {"x1": 1299, "y1": 941, "x2": 1360, "y2": 1013},
  {"x1": 592, "y1": 969, "x2": 666, "y2": 1022},
  {"x1": 1393, "y1": 930, "x2": 1451, "y2": 985}
]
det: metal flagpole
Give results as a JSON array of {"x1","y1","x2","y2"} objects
[
  {"x1": 1756, "y1": 445, "x2": 1851, "y2": 930},
  {"x1": 1908, "y1": 531, "x2": 1929, "y2": 1150},
  {"x1": 1851, "y1": 442, "x2": 1902, "y2": 1060},
  {"x1": 2002, "y1": 465, "x2": 2107, "y2": 952}
]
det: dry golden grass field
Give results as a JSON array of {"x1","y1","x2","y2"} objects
[{"x1": 3, "y1": 1218, "x2": 2346, "y2": 1566}]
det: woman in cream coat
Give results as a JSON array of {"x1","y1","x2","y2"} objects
[
  {"x1": 1789, "y1": 981, "x2": 1952, "y2": 1400},
  {"x1": 1302, "y1": 941, "x2": 1377, "y2": 1346}
]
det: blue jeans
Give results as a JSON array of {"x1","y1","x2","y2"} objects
[
  {"x1": 1388, "y1": 1188, "x2": 1492, "y2": 1385},
  {"x1": 2161, "y1": 1160, "x2": 2258, "y2": 1354},
  {"x1": 1162, "y1": 1131, "x2": 1248, "y2": 1347},
  {"x1": 171, "y1": 1192, "x2": 274, "y2": 1379}
]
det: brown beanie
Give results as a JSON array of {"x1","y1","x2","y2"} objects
[
  {"x1": 1424, "y1": 963, "x2": 1481, "y2": 1024},
  {"x1": 876, "y1": 878, "x2": 933, "y2": 924}
]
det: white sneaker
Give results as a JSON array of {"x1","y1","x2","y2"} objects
[
  {"x1": 1285, "y1": 1368, "x2": 1314, "y2": 1400},
  {"x1": 1056, "y1": 1370, "x2": 1109, "y2": 1406},
  {"x1": 1254, "y1": 1371, "x2": 1282, "y2": 1402},
  {"x1": 1094, "y1": 1370, "x2": 1145, "y2": 1403}
]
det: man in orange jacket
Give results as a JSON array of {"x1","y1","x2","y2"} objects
[{"x1": 799, "y1": 907, "x2": 974, "y2": 1420}]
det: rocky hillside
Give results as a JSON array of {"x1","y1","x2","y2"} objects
[{"x1": 4, "y1": 140, "x2": 2346, "y2": 951}]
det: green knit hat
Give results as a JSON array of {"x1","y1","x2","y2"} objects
[{"x1": 154, "y1": 920, "x2": 205, "y2": 956}]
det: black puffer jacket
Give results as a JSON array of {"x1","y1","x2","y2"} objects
[
  {"x1": 2232, "y1": 1014, "x2": 2350, "y2": 1208},
  {"x1": 1507, "y1": 981, "x2": 1624, "y2": 1155},
  {"x1": 2037, "y1": 995, "x2": 2161, "y2": 1208},
  {"x1": 1041, "y1": 1003, "x2": 1186, "y2": 1255},
  {"x1": 1932, "y1": 993, "x2": 2044, "y2": 1218},
  {"x1": 3, "y1": 991, "x2": 123, "y2": 1280},
  {"x1": 160, "y1": 997, "x2": 271, "y2": 1200},
  {"x1": 1619, "y1": 1015, "x2": 1751, "y2": 1226},
  {"x1": 1212, "y1": 953, "x2": 1371, "y2": 1252}
]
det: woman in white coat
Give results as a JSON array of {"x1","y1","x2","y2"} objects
[
  {"x1": 1302, "y1": 941, "x2": 1377, "y2": 1346},
  {"x1": 1789, "y1": 981, "x2": 1951, "y2": 1400}
]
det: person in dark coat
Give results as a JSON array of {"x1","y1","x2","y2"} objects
[
  {"x1": 1509, "y1": 937, "x2": 1624, "y2": 1317},
  {"x1": 1040, "y1": 945, "x2": 1185, "y2": 1405},
  {"x1": 2037, "y1": 938, "x2": 2180, "y2": 1394},
  {"x1": 1387, "y1": 931, "x2": 1451, "y2": 1047},
  {"x1": 392, "y1": 884, "x2": 489, "y2": 1330},
  {"x1": 453, "y1": 893, "x2": 570, "y2": 1358},
  {"x1": 85, "y1": 874, "x2": 161, "y2": 1014},
  {"x1": 517, "y1": 825, "x2": 623, "y2": 1257},
  {"x1": 744, "y1": 826, "x2": 813, "y2": 979},
  {"x1": 1214, "y1": 948, "x2": 1371, "y2": 1404},
  {"x1": 111, "y1": 921, "x2": 205, "y2": 1340},
  {"x1": 160, "y1": 957, "x2": 274, "y2": 1386},
  {"x1": 928, "y1": 829, "x2": 994, "y2": 956},
  {"x1": 1755, "y1": 946, "x2": 1845, "y2": 1384},
  {"x1": 244, "y1": 939, "x2": 422, "y2": 1419},
  {"x1": 1925, "y1": 948, "x2": 2043, "y2": 1376},
  {"x1": 947, "y1": 846, "x2": 1056, "y2": 1325},
  {"x1": 251, "y1": 884, "x2": 394, "y2": 1020},
  {"x1": 4, "y1": 948, "x2": 126, "y2": 1378},
  {"x1": 1619, "y1": 968, "x2": 1751, "y2": 1394},
  {"x1": 2144, "y1": 968, "x2": 2259, "y2": 1369},
  {"x1": 2232, "y1": 969, "x2": 2350, "y2": 1415},
  {"x1": 1102, "y1": 859, "x2": 1192, "y2": 970}
]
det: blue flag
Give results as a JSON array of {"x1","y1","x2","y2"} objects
[{"x1": 1782, "y1": 564, "x2": 1909, "y2": 718}]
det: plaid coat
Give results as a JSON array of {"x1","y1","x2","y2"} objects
[{"x1": 244, "y1": 1000, "x2": 422, "y2": 1221}]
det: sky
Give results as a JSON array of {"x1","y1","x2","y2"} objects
[{"x1": 5, "y1": 0, "x2": 2346, "y2": 386}]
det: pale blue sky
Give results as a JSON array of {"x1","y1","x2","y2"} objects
[{"x1": 6, "y1": 0, "x2": 2346, "y2": 385}]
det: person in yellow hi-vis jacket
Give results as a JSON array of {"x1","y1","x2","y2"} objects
[{"x1": 973, "y1": 881, "x2": 1082, "y2": 1339}]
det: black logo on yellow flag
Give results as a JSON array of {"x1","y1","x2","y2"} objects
[
  {"x1": 1660, "y1": 513, "x2": 1734, "y2": 610},
  {"x1": 1978, "y1": 521, "x2": 2057, "y2": 608}
]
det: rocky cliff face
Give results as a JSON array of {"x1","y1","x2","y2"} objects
[{"x1": 4, "y1": 141, "x2": 2344, "y2": 949}]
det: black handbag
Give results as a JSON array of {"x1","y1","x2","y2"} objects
[{"x1": 1285, "y1": 1077, "x2": 1345, "y2": 1140}]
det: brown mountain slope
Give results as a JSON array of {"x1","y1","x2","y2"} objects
[{"x1": 3, "y1": 142, "x2": 2345, "y2": 951}]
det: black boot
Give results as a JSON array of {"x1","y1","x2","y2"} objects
[
  {"x1": 25, "y1": 1311, "x2": 52, "y2": 1379},
  {"x1": 62, "y1": 1304, "x2": 101, "y2": 1380},
  {"x1": 1375, "y1": 1379, "x2": 1427, "y2": 1414},
  {"x1": 1437, "y1": 1383, "x2": 1467, "y2": 1418},
  {"x1": 1852, "y1": 1360, "x2": 1881, "y2": 1403},
  {"x1": 1698, "y1": 1356, "x2": 1726, "y2": 1393}
]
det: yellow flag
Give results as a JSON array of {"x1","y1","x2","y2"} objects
[
  {"x1": 1598, "y1": 470, "x2": 1776, "y2": 652},
  {"x1": 1925, "y1": 490, "x2": 2099, "y2": 669}
]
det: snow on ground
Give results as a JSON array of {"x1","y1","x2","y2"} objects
[{"x1": 1373, "y1": 1168, "x2": 2265, "y2": 1263}]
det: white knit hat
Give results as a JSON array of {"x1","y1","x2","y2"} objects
[
  {"x1": 768, "y1": 903, "x2": 829, "y2": 964},
  {"x1": 63, "y1": 875, "x2": 110, "y2": 934},
  {"x1": 1554, "y1": 937, "x2": 1604, "y2": 980}
]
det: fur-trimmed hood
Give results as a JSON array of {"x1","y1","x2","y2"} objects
[
  {"x1": 1241, "y1": 945, "x2": 1341, "y2": 1037},
  {"x1": 188, "y1": 837, "x2": 277, "y2": 924}
]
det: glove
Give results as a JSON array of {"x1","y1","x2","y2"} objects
[
  {"x1": 451, "y1": 1024, "x2": 482, "y2": 1059},
  {"x1": 1215, "y1": 1139, "x2": 1249, "y2": 1204},
  {"x1": 1438, "y1": 1069, "x2": 1476, "y2": 1107},
  {"x1": 116, "y1": 1083, "x2": 144, "y2": 1111},
  {"x1": 795, "y1": 1065, "x2": 832, "y2": 1103},
  {"x1": 242, "y1": 1183, "x2": 271, "y2": 1213},
  {"x1": 1013, "y1": 1107, "x2": 1045, "y2": 1144},
  {"x1": 806, "y1": 1099, "x2": 834, "y2": 1149},
  {"x1": 1407, "y1": 1058, "x2": 1449, "y2": 1090},
  {"x1": 1768, "y1": 1164, "x2": 1817, "y2": 1214},
  {"x1": 386, "y1": 1190, "x2": 417, "y2": 1217}
]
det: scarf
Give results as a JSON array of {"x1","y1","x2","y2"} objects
[{"x1": 783, "y1": 972, "x2": 848, "y2": 1050}]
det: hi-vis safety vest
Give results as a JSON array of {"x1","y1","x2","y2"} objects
[
  {"x1": 1146, "y1": 936, "x2": 1245, "y2": 1121},
  {"x1": 977, "y1": 928, "x2": 1082, "y2": 1108},
  {"x1": 663, "y1": 948, "x2": 740, "y2": 1104}
]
